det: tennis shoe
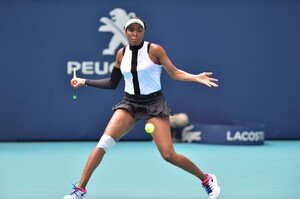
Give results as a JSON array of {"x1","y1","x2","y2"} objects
[
  {"x1": 63, "y1": 184, "x2": 87, "y2": 199},
  {"x1": 202, "y1": 174, "x2": 220, "y2": 199}
]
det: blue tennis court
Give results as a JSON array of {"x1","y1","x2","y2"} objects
[{"x1": 1, "y1": 140, "x2": 299, "y2": 199}]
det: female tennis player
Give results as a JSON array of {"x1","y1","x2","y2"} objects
[{"x1": 63, "y1": 17, "x2": 220, "y2": 199}]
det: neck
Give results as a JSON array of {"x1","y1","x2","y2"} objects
[{"x1": 129, "y1": 41, "x2": 144, "y2": 51}]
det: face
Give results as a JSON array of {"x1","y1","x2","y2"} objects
[{"x1": 125, "y1": 23, "x2": 144, "y2": 46}]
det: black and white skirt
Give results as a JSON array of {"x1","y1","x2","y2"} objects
[{"x1": 112, "y1": 91, "x2": 174, "y2": 120}]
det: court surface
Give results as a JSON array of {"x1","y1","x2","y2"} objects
[{"x1": 0, "y1": 140, "x2": 299, "y2": 199}]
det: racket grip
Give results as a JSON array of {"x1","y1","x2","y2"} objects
[
  {"x1": 72, "y1": 79, "x2": 78, "y2": 100},
  {"x1": 73, "y1": 89, "x2": 77, "y2": 100}
]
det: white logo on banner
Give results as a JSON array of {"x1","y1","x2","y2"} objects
[
  {"x1": 182, "y1": 125, "x2": 202, "y2": 143},
  {"x1": 99, "y1": 8, "x2": 136, "y2": 55},
  {"x1": 67, "y1": 8, "x2": 136, "y2": 76}
]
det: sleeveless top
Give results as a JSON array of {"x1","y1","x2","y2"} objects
[{"x1": 120, "y1": 41, "x2": 162, "y2": 95}]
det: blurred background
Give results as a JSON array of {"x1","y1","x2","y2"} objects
[{"x1": 0, "y1": 0, "x2": 299, "y2": 141}]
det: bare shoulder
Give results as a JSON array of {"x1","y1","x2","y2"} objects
[
  {"x1": 149, "y1": 43, "x2": 167, "y2": 65},
  {"x1": 149, "y1": 43, "x2": 166, "y2": 54}
]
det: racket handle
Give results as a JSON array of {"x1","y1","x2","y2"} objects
[
  {"x1": 73, "y1": 89, "x2": 77, "y2": 100},
  {"x1": 72, "y1": 72, "x2": 78, "y2": 100}
]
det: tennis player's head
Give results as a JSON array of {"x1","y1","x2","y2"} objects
[{"x1": 124, "y1": 17, "x2": 146, "y2": 46}]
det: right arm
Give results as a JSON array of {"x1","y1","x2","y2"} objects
[{"x1": 70, "y1": 48, "x2": 124, "y2": 89}]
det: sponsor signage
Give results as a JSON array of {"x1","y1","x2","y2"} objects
[
  {"x1": 66, "y1": 8, "x2": 136, "y2": 76},
  {"x1": 182, "y1": 123, "x2": 265, "y2": 145}
]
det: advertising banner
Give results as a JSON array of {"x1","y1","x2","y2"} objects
[{"x1": 1, "y1": 1, "x2": 299, "y2": 141}]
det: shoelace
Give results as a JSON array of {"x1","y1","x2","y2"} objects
[
  {"x1": 203, "y1": 182, "x2": 214, "y2": 194},
  {"x1": 70, "y1": 183, "x2": 86, "y2": 196}
]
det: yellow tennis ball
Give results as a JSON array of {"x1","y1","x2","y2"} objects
[{"x1": 145, "y1": 123, "x2": 155, "y2": 133}]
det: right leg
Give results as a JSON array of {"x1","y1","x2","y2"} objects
[{"x1": 78, "y1": 109, "x2": 136, "y2": 188}]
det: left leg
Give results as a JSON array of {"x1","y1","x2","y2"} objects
[{"x1": 148, "y1": 116, "x2": 207, "y2": 181}]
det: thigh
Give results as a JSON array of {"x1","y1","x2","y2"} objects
[
  {"x1": 104, "y1": 109, "x2": 136, "y2": 141},
  {"x1": 148, "y1": 117, "x2": 175, "y2": 153}
]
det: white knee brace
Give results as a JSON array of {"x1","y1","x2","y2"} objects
[{"x1": 97, "y1": 134, "x2": 116, "y2": 152}]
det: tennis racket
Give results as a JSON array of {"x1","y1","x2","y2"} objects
[{"x1": 72, "y1": 68, "x2": 77, "y2": 100}]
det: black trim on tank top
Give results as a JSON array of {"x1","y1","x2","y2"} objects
[
  {"x1": 147, "y1": 43, "x2": 151, "y2": 53},
  {"x1": 122, "y1": 46, "x2": 126, "y2": 55},
  {"x1": 131, "y1": 50, "x2": 140, "y2": 95},
  {"x1": 129, "y1": 41, "x2": 144, "y2": 51},
  {"x1": 129, "y1": 41, "x2": 146, "y2": 95}
]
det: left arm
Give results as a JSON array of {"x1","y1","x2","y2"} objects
[{"x1": 150, "y1": 44, "x2": 218, "y2": 87}]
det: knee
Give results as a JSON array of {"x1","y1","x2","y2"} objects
[
  {"x1": 161, "y1": 150, "x2": 177, "y2": 163},
  {"x1": 97, "y1": 134, "x2": 116, "y2": 152}
]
